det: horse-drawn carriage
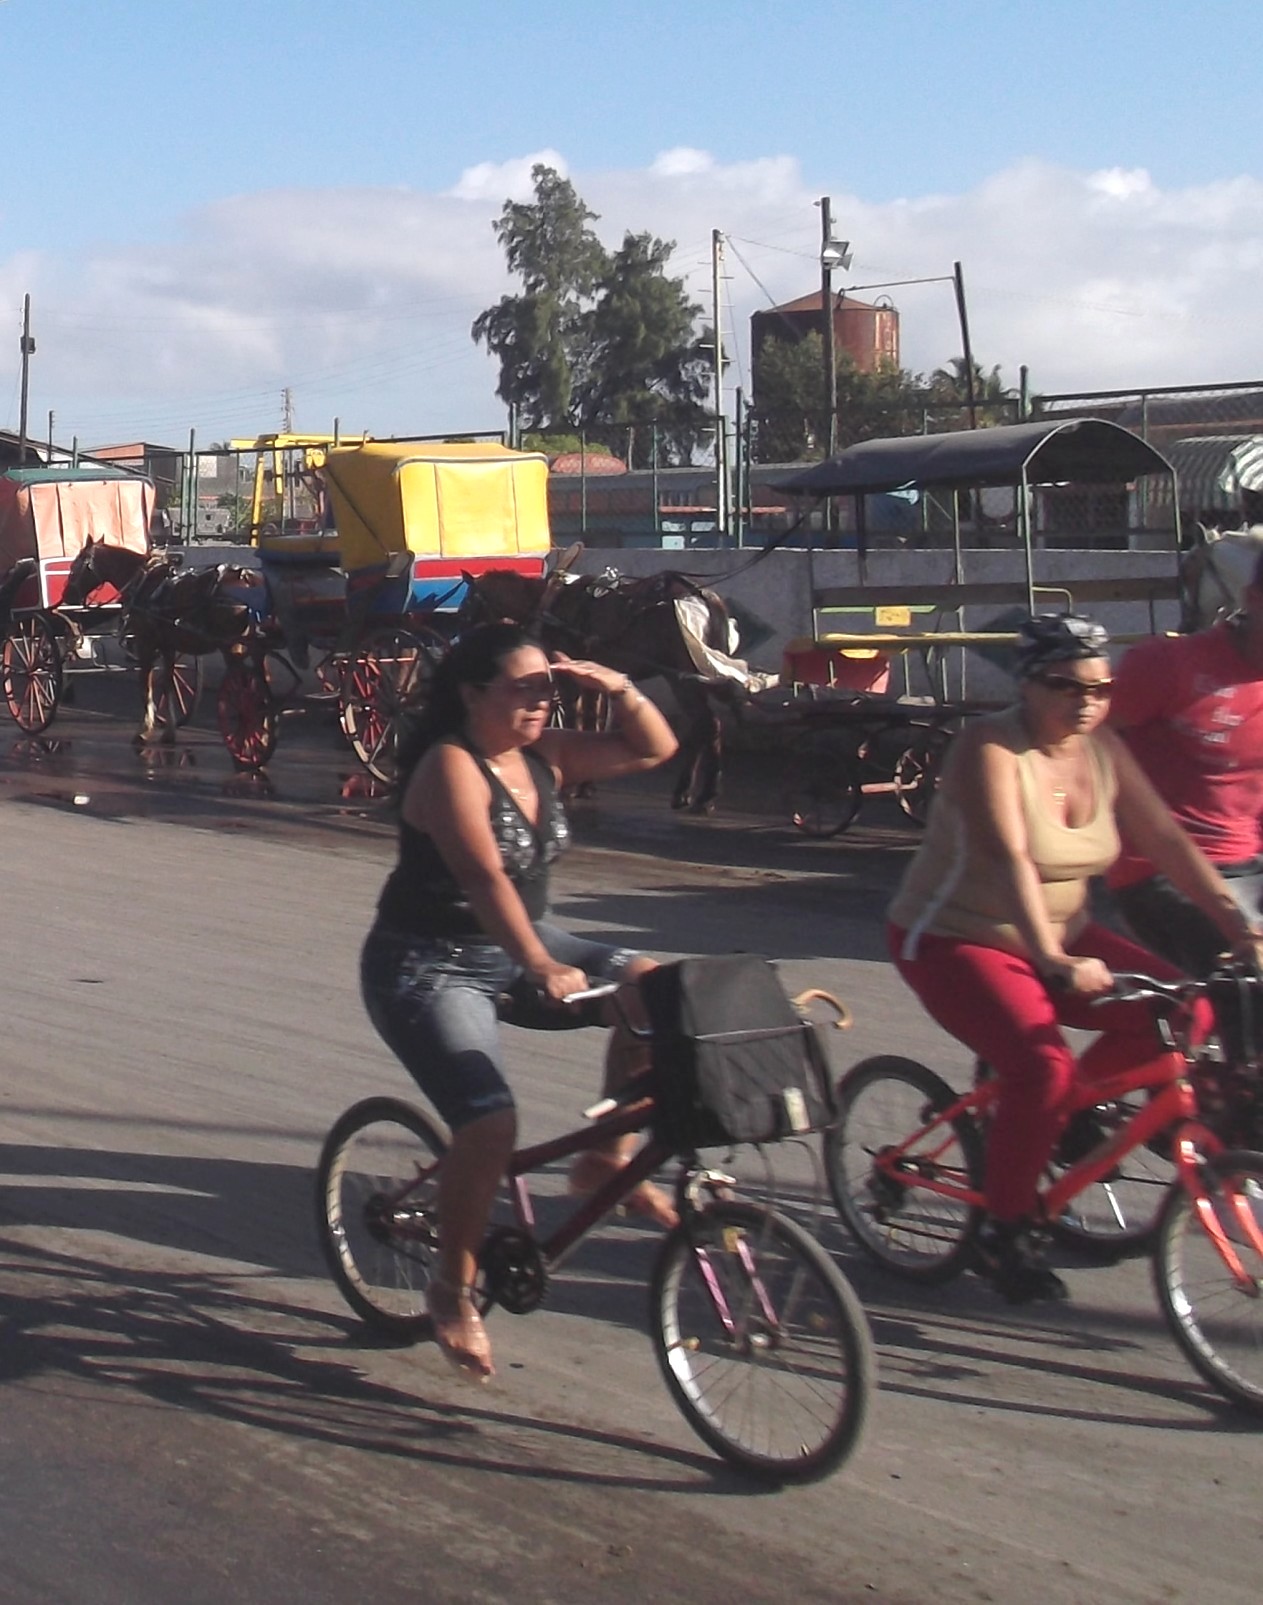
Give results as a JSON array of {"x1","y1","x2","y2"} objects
[
  {"x1": 768, "y1": 417, "x2": 1185, "y2": 833},
  {"x1": 0, "y1": 465, "x2": 162, "y2": 734},
  {"x1": 204, "y1": 439, "x2": 552, "y2": 776}
]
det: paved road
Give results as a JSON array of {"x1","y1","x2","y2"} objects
[{"x1": 0, "y1": 679, "x2": 1260, "y2": 1604}]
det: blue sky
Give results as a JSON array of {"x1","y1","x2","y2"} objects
[{"x1": 3, "y1": 0, "x2": 1261, "y2": 447}]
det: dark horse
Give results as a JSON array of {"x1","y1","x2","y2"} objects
[
  {"x1": 61, "y1": 537, "x2": 264, "y2": 745},
  {"x1": 457, "y1": 565, "x2": 738, "y2": 811}
]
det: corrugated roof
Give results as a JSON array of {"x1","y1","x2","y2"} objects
[{"x1": 1151, "y1": 435, "x2": 1263, "y2": 511}]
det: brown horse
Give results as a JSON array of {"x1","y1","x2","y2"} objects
[
  {"x1": 457, "y1": 566, "x2": 739, "y2": 811},
  {"x1": 61, "y1": 537, "x2": 265, "y2": 745}
]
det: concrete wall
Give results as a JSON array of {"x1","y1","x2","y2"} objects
[{"x1": 573, "y1": 545, "x2": 1183, "y2": 702}]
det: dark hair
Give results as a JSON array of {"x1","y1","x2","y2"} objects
[
  {"x1": 394, "y1": 621, "x2": 539, "y2": 789},
  {"x1": 1016, "y1": 613, "x2": 1110, "y2": 679}
]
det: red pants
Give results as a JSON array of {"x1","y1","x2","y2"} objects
[{"x1": 887, "y1": 921, "x2": 1211, "y2": 1219}]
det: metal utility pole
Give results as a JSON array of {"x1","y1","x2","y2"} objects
[
  {"x1": 953, "y1": 262, "x2": 978, "y2": 428},
  {"x1": 281, "y1": 386, "x2": 294, "y2": 432},
  {"x1": 818, "y1": 201, "x2": 852, "y2": 546},
  {"x1": 820, "y1": 199, "x2": 838, "y2": 464},
  {"x1": 18, "y1": 294, "x2": 35, "y2": 464},
  {"x1": 711, "y1": 229, "x2": 729, "y2": 544}
]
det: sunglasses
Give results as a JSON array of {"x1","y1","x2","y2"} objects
[{"x1": 1034, "y1": 673, "x2": 1114, "y2": 699}]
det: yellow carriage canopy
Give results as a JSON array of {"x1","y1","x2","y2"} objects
[{"x1": 321, "y1": 442, "x2": 551, "y2": 573}]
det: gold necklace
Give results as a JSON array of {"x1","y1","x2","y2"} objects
[{"x1": 488, "y1": 759, "x2": 532, "y2": 806}]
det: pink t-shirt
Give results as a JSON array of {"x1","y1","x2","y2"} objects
[{"x1": 1109, "y1": 622, "x2": 1263, "y2": 885}]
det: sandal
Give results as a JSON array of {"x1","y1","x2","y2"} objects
[
  {"x1": 427, "y1": 1278, "x2": 494, "y2": 1382},
  {"x1": 570, "y1": 1152, "x2": 679, "y2": 1230}
]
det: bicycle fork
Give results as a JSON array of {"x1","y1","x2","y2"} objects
[
  {"x1": 1172, "y1": 1126, "x2": 1263, "y2": 1294},
  {"x1": 684, "y1": 1177, "x2": 781, "y2": 1346}
]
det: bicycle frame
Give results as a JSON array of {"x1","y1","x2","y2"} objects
[
  {"x1": 505, "y1": 1100, "x2": 675, "y2": 1269},
  {"x1": 874, "y1": 1045, "x2": 1263, "y2": 1291}
]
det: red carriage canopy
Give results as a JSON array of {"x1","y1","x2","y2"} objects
[{"x1": 0, "y1": 467, "x2": 153, "y2": 572}]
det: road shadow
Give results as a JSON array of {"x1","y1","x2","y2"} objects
[{"x1": 0, "y1": 1235, "x2": 780, "y2": 1498}]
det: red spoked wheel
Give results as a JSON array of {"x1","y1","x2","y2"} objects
[
  {"x1": 2, "y1": 614, "x2": 65, "y2": 733},
  {"x1": 154, "y1": 654, "x2": 205, "y2": 729},
  {"x1": 340, "y1": 627, "x2": 445, "y2": 786},
  {"x1": 217, "y1": 659, "x2": 277, "y2": 769}
]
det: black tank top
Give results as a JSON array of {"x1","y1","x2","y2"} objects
[{"x1": 374, "y1": 741, "x2": 571, "y2": 939}]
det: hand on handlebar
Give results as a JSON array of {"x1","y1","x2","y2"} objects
[
  {"x1": 527, "y1": 960, "x2": 590, "y2": 1006},
  {"x1": 1041, "y1": 954, "x2": 1114, "y2": 996},
  {"x1": 1227, "y1": 932, "x2": 1263, "y2": 975}
]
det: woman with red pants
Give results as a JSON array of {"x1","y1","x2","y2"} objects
[{"x1": 888, "y1": 614, "x2": 1263, "y2": 1303}]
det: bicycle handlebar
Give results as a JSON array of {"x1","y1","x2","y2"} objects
[{"x1": 561, "y1": 981, "x2": 623, "y2": 1005}]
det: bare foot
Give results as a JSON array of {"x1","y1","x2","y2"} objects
[
  {"x1": 570, "y1": 1152, "x2": 679, "y2": 1229},
  {"x1": 427, "y1": 1280, "x2": 494, "y2": 1382}
]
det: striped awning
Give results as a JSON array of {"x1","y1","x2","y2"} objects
[{"x1": 1150, "y1": 435, "x2": 1263, "y2": 513}]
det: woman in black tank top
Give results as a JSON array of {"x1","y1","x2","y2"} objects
[{"x1": 360, "y1": 622, "x2": 677, "y2": 1380}]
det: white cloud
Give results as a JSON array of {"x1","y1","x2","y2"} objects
[{"x1": 11, "y1": 151, "x2": 1263, "y2": 447}]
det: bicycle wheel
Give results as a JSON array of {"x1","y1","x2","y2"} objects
[
  {"x1": 316, "y1": 1096, "x2": 449, "y2": 1341},
  {"x1": 827, "y1": 1055, "x2": 985, "y2": 1282},
  {"x1": 785, "y1": 733, "x2": 861, "y2": 837},
  {"x1": 651, "y1": 1200, "x2": 873, "y2": 1483},
  {"x1": 1153, "y1": 1147, "x2": 1263, "y2": 1413},
  {"x1": 1047, "y1": 1092, "x2": 1175, "y2": 1262}
]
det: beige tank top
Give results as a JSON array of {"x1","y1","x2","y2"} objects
[{"x1": 888, "y1": 707, "x2": 1119, "y2": 958}]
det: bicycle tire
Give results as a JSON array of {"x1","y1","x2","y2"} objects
[
  {"x1": 316, "y1": 1096, "x2": 449, "y2": 1341},
  {"x1": 650, "y1": 1200, "x2": 873, "y2": 1483},
  {"x1": 1046, "y1": 1090, "x2": 1174, "y2": 1263},
  {"x1": 826, "y1": 1055, "x2": 985, "y2": 1283},
  {"x1": 1152, "y1": 1147, "x2": 1263, "y2": 1413}
]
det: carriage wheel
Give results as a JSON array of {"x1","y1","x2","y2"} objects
[
  {"x1": 893, "y1": 725, "x2": 952, "y2": 827},
  {"x1": 785, "y1": 731, "x2": 862, "y2": 837},
  {"x1": 216, "y1": 660, "x2": 277, "y2": 769},
  {"x1": 340, "y1": 627, "x2": 445, "y2": 785},
  {"x1": 2, "y1": 614, "x2": 65, "y2": 733},
  {"x1": 154, "y1": 654, "x2": 205, "y2": 729},
  {"x1": 548, "y1": 686, "x2": 612, "y2": 733}
]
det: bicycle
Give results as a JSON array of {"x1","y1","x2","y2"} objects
[
  {"x1": 825, "y1": 966, "x2": 1263, "y2": 1413},
  {"x1": 317, "y1": 975, "x2": 874, "y2": 1484}
]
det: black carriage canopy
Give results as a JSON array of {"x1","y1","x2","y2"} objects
[{"x1": 775, "y1": 418, "x2": 1174, "y2": 497}]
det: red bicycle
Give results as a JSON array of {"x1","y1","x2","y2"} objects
[{"x1": 826, "y1": 967, "x2": 1263, "y2": 1413}]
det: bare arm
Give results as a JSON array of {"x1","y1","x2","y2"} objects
[
  {"x1": 1104, "y1": 726, "x2": 1263, "y2": 951},
  {"x1": 947, "y1": 727, "x2": 1112, "y2": 994},
  {"x1": 535, "y1": 654, "x2": 678, "y2": 786},
  {"x1": 401, "y1": 744, "x2": 586, "y2": 1001}
]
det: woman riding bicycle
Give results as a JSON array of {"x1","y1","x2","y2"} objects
[
  {"x1": 360, "y1": 622, "x2": 678, "y2": 1380},
  {"x1": 887, "y1": 613, "x2": 1262, "y2": 1304}
]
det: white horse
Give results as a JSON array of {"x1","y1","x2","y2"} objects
[{"x1": 1180, "y1": 523, "x2": 1263, "y2": 631}]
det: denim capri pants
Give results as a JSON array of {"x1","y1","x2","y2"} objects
[{"x1": 360, "y1": 920, "x2": 640, "y2": 1131}]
